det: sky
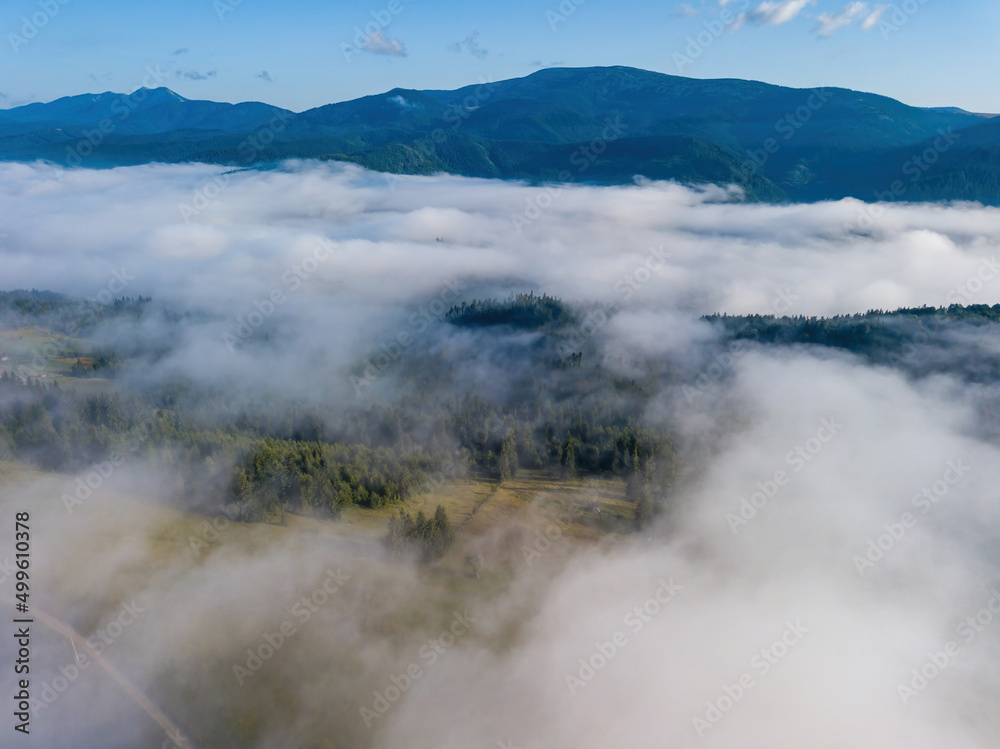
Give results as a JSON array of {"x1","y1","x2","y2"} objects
[{"x1": 0, "y1": 0, "x2": 997, "y2": 114}]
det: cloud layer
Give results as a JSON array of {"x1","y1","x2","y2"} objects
[{"x1": 1, "y1": 161, "x2": 999, "y2": 747}]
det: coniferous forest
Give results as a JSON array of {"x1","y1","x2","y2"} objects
[{"x1": 6, "y1": 290, "x2": 1000, "y2": 538}]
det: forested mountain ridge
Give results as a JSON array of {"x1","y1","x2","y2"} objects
[{"x1": 2, "y1": 66, "x2": 998, "y2": 204}]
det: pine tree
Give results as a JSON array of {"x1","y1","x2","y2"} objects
[
  {"x1": 498, "y1": 428, "x2": 517, "y2": 483},
  {"x1": 387, "y1": 509, "x2": 407, "y2": 554},
  {"x1": 505, "y1": 429, "x2": 518, "y2": 478},
  {"x1": 431, "y1": 505, "x2": 454, "y2": 558},
  {"x1": 560, "y1": 435, "x2": 576, "y2": 479},
  {"x1": 498, "y1": 448, "x2": 512, "y2": 484},
  {"x1": 635, "y1": 487, "x2": 656, "y2": 529},
  {"x1": 414, "y1": 509, "x2": 428, "y2": 537}
]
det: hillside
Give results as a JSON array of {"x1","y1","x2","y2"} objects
[{"x1": 1, "y1": 66, "x2": 998, "y2": 203}]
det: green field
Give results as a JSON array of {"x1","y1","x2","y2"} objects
[
  {"x1": 0, "y1": 457, "x2": 640, "y2": 748},
  {"x1": 0, "y1": 325, "x2": 112, "y2": 389}
]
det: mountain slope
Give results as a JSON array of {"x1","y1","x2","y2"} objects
[
  {"x1": 1, "y1": 68, "x2": 998, "y2": 204},
  {"x1": 0, "y1": 88, "x2": 292, "y2": 135}
]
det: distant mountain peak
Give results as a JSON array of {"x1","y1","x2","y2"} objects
[
  {"x1": 129, "y1": 87, "x2": 188, "y2": 103},
  {"x1": 0, "y1": 66, "x2": 997, "y2": 205}
]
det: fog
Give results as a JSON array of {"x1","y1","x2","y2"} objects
[{"x1": 1, "y1": 160, "x2": 999, "y2": 747}]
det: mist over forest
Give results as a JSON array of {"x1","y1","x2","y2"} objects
[{"x1": 2, "y1": 161, "x2": 1000, "y2": 748}]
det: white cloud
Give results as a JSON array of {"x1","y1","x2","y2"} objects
[
  {"x1": 362, "y1": 29, "x2": 407, "y2": 56},
  {"x1": 814, "y1": 1, "x2": 869, "y2": 37},
  {"x1": 388, "y1": 94, "x2": 418, "y2": 109},
  {"x1": 748, "y1": 0, "x2": 815, "y2": 25},
  {"x1": 2, "y1": 161, "x2": 1000, "y2": 323},
  {"x1": 862, "y1": 3, "x2": 891, "y2": 29},
  {"x1": 3, "y1": 161, "x2": 1000, "y2": 747}
]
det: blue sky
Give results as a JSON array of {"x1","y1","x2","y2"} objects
[{"x1": 1, "y1": 0, "x2": 996, "y2": 113}]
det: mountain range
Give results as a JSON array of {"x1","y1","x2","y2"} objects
[{"x1": 2, "y1": 66, "x2": 998, "y2": 204}]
